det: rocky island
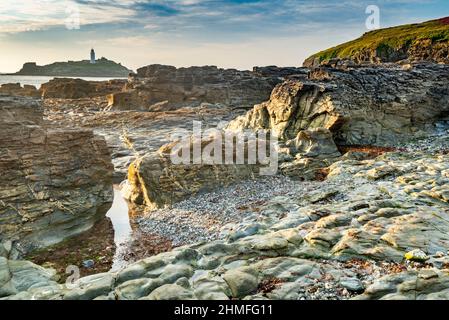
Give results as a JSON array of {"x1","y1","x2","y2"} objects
[
  {"x1": 13, "y1": 54, "x2": 132, "y2": 78},
  {"x1": 1, "y1": 17, "x2": 449, "y2": 301}
]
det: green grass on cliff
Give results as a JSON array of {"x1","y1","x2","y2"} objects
[{"x1": 306, "y1": 17, "x2": 449, "y2": 63}]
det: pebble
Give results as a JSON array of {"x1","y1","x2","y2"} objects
[
  {"x1": 82, "y1": 260, "x2": 95, "y2": 268},
  {"x1": 138, "y1": 176, "x2": 307, "y2": 247},
  {"x1": 404, "y1": 249, "x2": 429, "y2": 262}
]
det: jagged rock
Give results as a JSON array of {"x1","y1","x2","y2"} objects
[
  {"x1": 0, "y1": 84, "x2": 40, "y2": 98},
  {"x1": 252, "y1": 66, "x2": 308, "y2": 78},
  {"x1": 107, "y1": 64, "x2": 283, "y2": 111},
  {"x1": 0, "y1": 96, "x2": 113, "y2": 254},
  {"x1": 124, "y1": 128, "x2": 340, "y2": 209},
  {"x1": 285, "y1": 128, "x2": 340, "y2": 159},
  {"x1": 228, "y1": 63, "x2": 449, "y2": 146},
  {"x1": 40, "y1": 78, "x2": 126, "y2": 99}
]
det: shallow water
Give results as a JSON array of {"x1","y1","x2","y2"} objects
[
  {"x1": 106, "y1": 187, "x2": 133, "y2": 271},
  {"x1": 0, "y1": 75, "x2": 125, "y2": 89}
]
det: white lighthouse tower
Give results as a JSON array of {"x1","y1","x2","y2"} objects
[{"x1": 90, "y1": 49, "x2": 96, "y2": 64}]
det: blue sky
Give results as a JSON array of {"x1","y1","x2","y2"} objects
[{"x1": 0, "y1": 0, "x2": 447, "y2": 72}]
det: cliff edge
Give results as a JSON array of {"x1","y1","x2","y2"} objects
[{"x1": 304, "y1": 17, "x2": 449, "y2": 66}]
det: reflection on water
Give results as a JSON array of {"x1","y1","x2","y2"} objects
[
  {"x1": 106, "y1": 187, "x2": 132, "y2": 271},
  {"x1": 0, "y1": 75, "x2": 126, "y2": 89}
]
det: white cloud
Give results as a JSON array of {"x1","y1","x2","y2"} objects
[{"x1": 0, "y1": 0, "x2": 134, "y2": 33}]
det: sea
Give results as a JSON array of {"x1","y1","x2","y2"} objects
[{"x1": 0, "y1": 75, "x2": 125, "y2": 89}]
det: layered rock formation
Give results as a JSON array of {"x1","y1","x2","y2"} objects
[
  {"x1": 123, "y1": 127, "x2": 341, "y2": 209},
  {"x1": 252, "y1": 66, "x2": 308, "y2": 78},
  {"x1": 228, "y1": 63, "x2": 449, "y2": 146},
  {"x1": 107, "y1": 65, "x2": 283, "y2": 111},
  {"x1": 5, "y1": 148, "x2": 449, "y2": 300},
  {"x1": 40, "y1": 78, "x2": 126, "y2": 99},
  {"x1": 0, "y1": 96, "x2": 114, "y2": 255},
  {"x1": 279, "y1": 128, "x2": 341, "y2": 179},
  {"x1": 123, "y1": 132, "x2": 272, "y2": 209}
]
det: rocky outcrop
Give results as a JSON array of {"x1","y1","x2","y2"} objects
[
  {"x1": 0, "y1": 84, "x2": 40, "y2": 98},
  {"x1": 278, "y1": 128, "x2": 341, "y2": 179},
  {"x1": 0, "y1": 95, "x2": 43, "y2": 124},
  {"x1": 355, "y1": 269, "x2": 449, "y2": 300},
  {"x1": 123, "y1": 127, "x2": 340, "y2": 208},
  {"x1": 0, "y1": 96, "x2": 114, "y2": 255},
  {"x1": 40, "y1": 78, "x2": 126, "y2": 99},
  {"x1": 0, "y1": 241, "x2": 59, "y2": 298},
  {"x1": 123, "y1": 132, "x2": 270, "y2": 209},
  {"x1": 228, "y1": 63, "x2": 449, "y2": 146},
  {"x1": 107, "y1": 65, "x2": 283, "y2": 111},
  {"x1": 252, "y1": 66, "x2": 308, "y2": 78},
  {"x1": 14, "y1": 58, "x2": 132, "y2": 77},
  {"x1": 0, "y1": 257, "x2": 59, "y2": 298}
]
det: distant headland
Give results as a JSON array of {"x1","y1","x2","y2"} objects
[{"x1": 12, "y1": 49, "x2": 132, "y2": 77}]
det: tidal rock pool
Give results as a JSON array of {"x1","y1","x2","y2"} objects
[{"x1": 106, "y1": 187, "x2": 133, "y2": 271}]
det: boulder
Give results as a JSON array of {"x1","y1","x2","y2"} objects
[
  {"x1": 223, "y1": 268, "x2": 259, "y2": 298},
  {"x1": 124, "y1": 126, "x2": 342, "y2": 209},
  {"x1": 123, "y1": 132, "x2": 270, "y2": 209},
  {"x1": 285, "y1": 128, "x2": 340, "y2": 159},
  {"x1": 40, "y1": 78, "x2": 126, "y2": 99},
  {"x1": 0, "y1": 96, "x2": 114, "y2": 254}
]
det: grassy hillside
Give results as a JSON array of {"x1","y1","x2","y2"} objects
[{"x1": 304, "y1": 17, "x2": 449, "y2": 65}]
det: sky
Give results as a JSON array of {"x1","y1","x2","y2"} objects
[{"x1": 0, "y1": 0, "x2": 448, "y2": 72}]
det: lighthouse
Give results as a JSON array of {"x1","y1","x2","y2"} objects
[{"x1": 90, "y1": 49, "x2": 96, "y2": 64}]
